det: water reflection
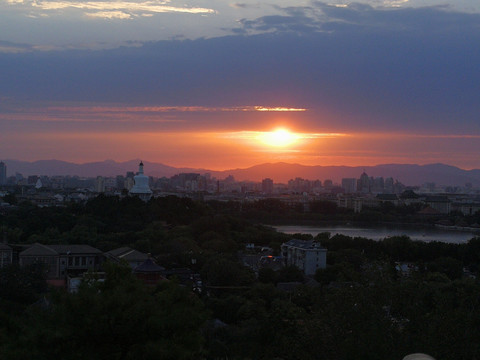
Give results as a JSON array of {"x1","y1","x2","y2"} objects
[{"x1": 274, "y1": 225, "x2": 478, "y2": 244}]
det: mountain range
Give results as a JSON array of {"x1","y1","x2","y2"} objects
[{"x1": 2, "y1": 159, "x2": 480, "y2": 187}]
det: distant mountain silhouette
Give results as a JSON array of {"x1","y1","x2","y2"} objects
[
  {"x1": 210, "y1": 163, "x2": 480, "y2": 186},
  {"x1": 2, "y1": 159, "x2": 198, "y2": 179},
  {"x1": 3, "y1": 159, "x2": 480, "y2": 186}
]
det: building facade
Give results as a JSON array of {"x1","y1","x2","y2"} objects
[
  {"x1": 341, "y1": 178, "x2": 357, "y2": 194},
  {"x1": 425, "y1": 196, "x2": 451, "y2": 214},
  {"x1": 281, "y1": 239, "x2": 327, "y2": 276},
  {"x1": 19, "y1": 243, "x2": 103, "y2": 279},
  {"x1": 95, "y1": 176, "x2": 105, "y2": 193},
  {"x1": 0, "y1": 162, "x2": 6, "y2": 185},
  {"x1": 262, "y1": 178, "x2": 274, "y2": 194},
  {"x1": 0, "y1": 243, "x2": 13, "y2": 268}
]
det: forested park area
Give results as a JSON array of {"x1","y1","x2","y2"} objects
[{"x1": 1, "y1": 195, "x2": 480, "y2": 359}]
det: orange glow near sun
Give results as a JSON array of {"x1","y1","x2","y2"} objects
[{"x1": 259, "y1": 128, "x2": 299, "y2": 147}]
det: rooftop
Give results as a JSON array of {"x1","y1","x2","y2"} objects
[
  {"x1": 282, "y1": 239, "x2": 325, "y2": 250},
  {"x1": 20, "y1": 243, "x2": 102, "y2": 256},
  {"x1": 134, "y1": 258, "x2": 165, "y2": 273},
  {"x1": 106, "y1": 247, "x2": 149, "y2": 262}
]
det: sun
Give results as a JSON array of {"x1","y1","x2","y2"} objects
[{"x1": 259, "y1": 128, "x2": 298, "y2": 147}]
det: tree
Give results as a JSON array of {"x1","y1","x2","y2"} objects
[
  {"x1": 258, "y1": 267, "x2": 279, "y2": 284},
  {"x1": 201, "y1": 256, "x2": 255, "y2": 287},
  {"x1": 7, "y1": 262, "x2": 208, "y2": 360},
  {"x1": 310, "y1": 200, "x2": 338, "y2": 214},
  {"x1": 277, "y1": 265, "x2": 304, "y2": 283},
  {"x1": 0, "y1": 264, "x2": 47, "y2": 312},
  {"x1": 2, "y1": 193, "x2": 17, "y2": 205},
  {"x1": 427, "y1": 257, "x2": 463, "y2": 280}
]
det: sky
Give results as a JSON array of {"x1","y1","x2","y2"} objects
[{"x1": 1, "y1": 0, "x2": 480, "y2": 170}]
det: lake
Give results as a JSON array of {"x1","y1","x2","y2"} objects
[{"x1": 274, "y1": 225, "x2": 478, "y2": 244}]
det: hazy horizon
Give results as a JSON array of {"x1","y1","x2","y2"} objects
[
  {"x1": 3, "y1": 159, "x2": 480, "y2": 187},
  {"x1": 3, "y1": 158, "x2": 480, "y2": 172}
]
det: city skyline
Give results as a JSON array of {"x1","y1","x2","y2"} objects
[
  {"x1": 1, "y1": 1, "x2": 480, "y2": 169},
  {"x1": 2, "y1": 159, "x2": 480, "y2": 187}
]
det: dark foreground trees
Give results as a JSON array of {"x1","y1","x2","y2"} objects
[
  {"x1": 1, "y1": 263, "x2": 208, "y2": 360},
  {"x1": 2, "y1": 196, "x2": 480, "y2": 359}
]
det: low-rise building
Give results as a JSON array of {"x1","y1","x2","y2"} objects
[
  {"x1": 0, "y1": 243, "x2": 13, "y2": 268},
  {"x1": 451, "y1": 201, "x2": 480, "y2": 216},
  {"x1": 133, "y1": 259, "x2": 166, "y2": 286},
  {"x1": 106, "y1": 247, "x2": 150, "y2": 269},
  {"x1": 19, "y1": 243, "x2": 103, "y2": 279},
  {"x1": 281, "y1": 239, "x2": 327, "y2": 276},
  {"x1": 425, "y1": 196, "x2": 451, "y2": 214},
  {"x1": 376, "y1": 193, "x2": 400, "y2": 206}
]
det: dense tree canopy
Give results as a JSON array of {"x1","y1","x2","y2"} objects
[
  {"x1": 2, "y1": 263, "x2": 208, "y2": 360},
  {"x1": 1, "y1": 195, "x2": 480, "y2": 359}
]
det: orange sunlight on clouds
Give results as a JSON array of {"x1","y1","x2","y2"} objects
[{"x1": 2, "y1": 126, "x2": 480, "y2": 170}]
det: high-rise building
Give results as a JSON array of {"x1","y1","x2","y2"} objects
[
  {"x1": 105, "y1": 177, "x2": 116, "y2": 191},
  {"x1": 372, "y1": 177, "x2": 385, "y2": 194},
  {"x1": 288, "y1": 177, "x2": 310, "y2": 193},
  {"x1": 323, "y1": 179, "x2": 333, "y2": 189},
  {"x1": 0, "y1": 162, "x2": 6, "y2": 185},
  {"x1": 262, "y1": 178, "x2": 274, "y2": 194},
  {"x1": 95, "y1": 176, "x2": 105, "y2": 193},
  {"x1": 342, "y1": 178, "x2": 357, "y2": 193},
  {"x1": 359, "y1": 171, "x2": 370, "y2": 193},
  {"x1": 116, "y1": 175, "x2": 125, "y2": 190},
  {"x1": 28, "y1": 175, "x2": 39, "y2": 185},
  {"x1": 384, "y1": 177, "x2": 394, "y2": 194}
]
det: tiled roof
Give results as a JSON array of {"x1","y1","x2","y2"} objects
[
  {"x1": 20, "y1": 243, "x2": 102, "y2": 256},
  {"x1": 376, "y1": 194, "x2": 398, "y2": 200},
  {"x1": 106, "y1": 247, "x2": 149, "y2": 261},
  {"x1": 48, "y1": 244, "x2": 103, "y2": 255},
  {"x1": 0, "y1": 243, "x2": 12, "y2": 251},
  {"x1": 134, "y1": 259, "x2": 165, "y2": 273},
  {"x1": 20, "y1": 243, "x2": 58, "y2": 256},
  {"x1": 106, "y1": 247, "x2": 131, "y2": 257},
  {"x1": 121, "y1": 250, "x2": 149, "y2": 261}
]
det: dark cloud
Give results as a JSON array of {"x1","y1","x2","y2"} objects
[
  {"x1": 239, "y1": 14, "x2": 320, "y2": 33},
  {"x1": 314, "y1": 3, "x2": 480, "y2": 35},
  {"x1": 0, "y1": 40, "x2": 34, "y2": 53},
  {"x1": 0, "y1": 4, "x2": 479, "y2": 134},
  {"x1": 231, "y1": 3, "x2": 260, "y2": 9},
  {"x1": 236, "y1": 2, "x2": 480, "y2": 35}
]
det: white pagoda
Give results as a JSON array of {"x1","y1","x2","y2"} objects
[{"x1": 129, "y1": 161, "x2": 152, "y2": 201}]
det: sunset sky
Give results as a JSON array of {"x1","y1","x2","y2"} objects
[{"x1": 1, "y1": 0, "x2": 480, "y2": 170}]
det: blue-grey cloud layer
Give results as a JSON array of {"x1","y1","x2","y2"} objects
[{"x1": 1, "y1": 3, "x2": 479, "y2": 133}]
